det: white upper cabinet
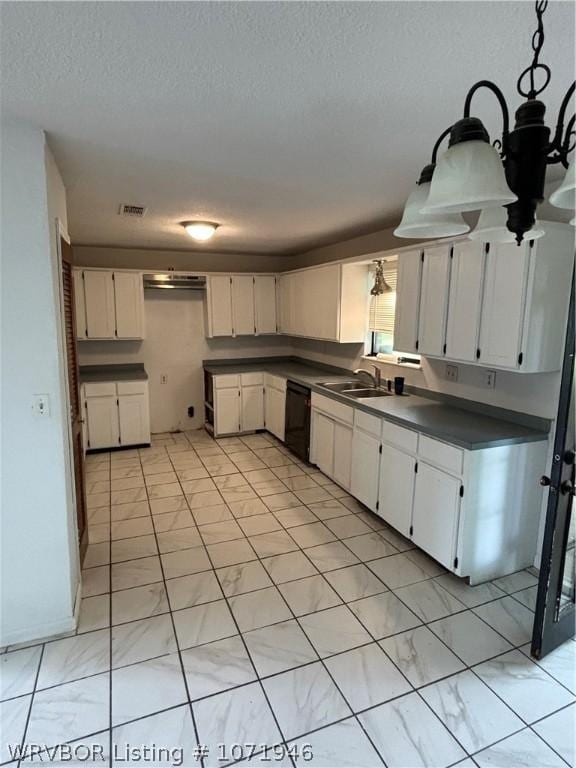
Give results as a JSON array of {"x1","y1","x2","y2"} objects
[
  {"x1": 254, "y1": 276, "x2": 278, "y2": 335},
  {"x1": 75, "y1": 269, "x2": 145, "y2": 340},
  {"x1": 445, "y1": 241, "x2": 486, "y2": 362},
  {"x1": 417, "y1": 245, "x2": 451, "y2": 357},
  {"x1": 394, "y1": 223, "x2": 573, "y2": 372},
  {"x1": 231, "y1": 275, "x2": 256, "y2": 336},
  {"x1": 207, "y1": 275, "x2": 234, "y2": 337},
  {"x1": 394, "y1": 249, "x2": 423, "y2": 354},
  {"x1": 477, "y1": 241, "x2": 530, "y2": 369},
  {"x1": 206, "y1": 274, "x2": 278, "y2": 338},
  {"x1": 83, "y1": 270, "x2": 116, "y2": 339},
  {"x1": 114, "y1": 272, "x2": 145, "y2": 339},
  {"x1": 278, "y1": 263, "x2": 367, "y2": 342}
]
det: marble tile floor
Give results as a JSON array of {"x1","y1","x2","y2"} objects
[{"x1": 1, "y1": 428, "x2": 574, "y2": 767}]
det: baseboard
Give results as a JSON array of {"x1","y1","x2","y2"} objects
[{"x1": 1, "y1": 581, "x2": 81, "y2": 649}]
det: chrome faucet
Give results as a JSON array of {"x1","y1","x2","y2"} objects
[{"x1": 353, "y1": 366, "x2": 381, "y2": 388}]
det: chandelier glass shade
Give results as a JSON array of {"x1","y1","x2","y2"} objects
[
  {"x1": 469, "y1": 206, "x2": 545, "y2": 242},
  {"x1": 549, "y1": 161, "x2": 575, "y2": 209},
  {"x1": 421, "y1": 140, "x2": 517, "y2": 215},
  {"x1": 394, "y1": 181, "x2": 470, "y2": 238}
]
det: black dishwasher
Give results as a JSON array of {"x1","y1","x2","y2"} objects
[{"x1": 284, "y1": 381, "x2": 311, "y2": 462}]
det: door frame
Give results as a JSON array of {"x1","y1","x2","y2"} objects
[
  {"x1": 531, "y1": 267, "x2": 575, "y2": 658},
  {"x1": 54, "y1": 219, "x2": 83, "y2": 583}
]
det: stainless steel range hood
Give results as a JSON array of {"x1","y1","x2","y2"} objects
[{"x1": 143, "y1": 274, "x2": 206, "y2": 290}]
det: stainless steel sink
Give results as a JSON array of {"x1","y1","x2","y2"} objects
[
  {"x1": 320, "y1": 381, "x2": 369, "y2": 392},
  {"x1": 343, "y1": 388, "x2": 391, "y2": 398},
  {"x1": 319, "y1": 381, "x2": 391, "y2": 398}
]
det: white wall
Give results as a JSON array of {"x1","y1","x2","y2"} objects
[
  {"x1": 78, "y1": 291, "x2": 292, "y2": 433},
  {"x1": 1, "y1": 120, "x2": 79, "y2": 646}
]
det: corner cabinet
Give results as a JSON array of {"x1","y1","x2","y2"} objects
[
  {"x1": 205, "y1": 275, "x2": 278, "y2": 338},
  {"x1": 278, "y1": 263, "x2": 368, "y2": 342},
  {"x1": 394, "y1": 223, "x2": 574, "y2": 372},
  {"x1": 82, "y1": 380, "x2": 150, "y2": 451},
  {"x1": 74, "y1": 269, "x2": 145, "y2": 341},
  {"x1": 211, "y1": 372, "x2": 266, "y2": 437}
]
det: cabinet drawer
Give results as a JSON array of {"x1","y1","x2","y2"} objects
[
  {"x1": 240, "y1": 372, "x2": 264, "y2": 386},
  {"x1": 214, "y1": 374, "x2": 240, "y2": 389},
  {"x1": 84, "y1": 382, "x2": 117, "y2": 397},
  {"x1": 354, "y1": 409, "x2": 382, "y2": 438},
  {"x1": 311, "y1": 393, "x2": 354, "y2": 425},
  {"x1": 381, "y1": 421, "x2": 418, "y2": 453},
  {"x1": 266, "y1": 374, "x2": 286, "y2": 392},
  {"x1": 117, "y1": 380, "x2": 148, "y2": 396},
  {"x1": 419, "y1": 435, "x2": 464, "y2": 476}
]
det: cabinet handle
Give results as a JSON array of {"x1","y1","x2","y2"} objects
[{"x1": 476, "y1": 348, "x2": 481, "y2": 359}]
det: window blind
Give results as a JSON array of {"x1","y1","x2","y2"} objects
[{"x1": 369, "y1": 262, "x2": 397, "y2": 333}]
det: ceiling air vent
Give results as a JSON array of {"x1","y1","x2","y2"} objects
[{"x1": 118, "y1": 204, "x2": 147, "y2": 217}]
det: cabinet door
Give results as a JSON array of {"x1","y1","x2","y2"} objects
[
  {"x1": 333, "y1": 422, "x2": 353, "y2": 489},
  {"x1": 114, "y1": 272, "x2": 144, "y2": 339},
  {"x1": 215, "y1": 388, "x2": 241, "y2": 435},
  {"x1": 118, "y1": 394, "x2": 150, "y2": 446},
  {"x1": 232, "y1": 276, "x2": 255, "y2": 336},
  {"x1": 312, "y1": 411, "x2": 335, "y2": 476},
  {"x1": 351, "y1": 429, "x2": 380, "y2": 512},
  {"x1": 73, "y1": 270, "x2": 87, "y2": 340},
  {"x1": 445, "y1": 241, "x2": 485, "y2": 362},
  {"x1": 265, "y1": 386, "x2": 286, "y2": 440},
  {"x1": 278, "y1": 274, "x2": 292, "y2": 334},
  {"x1": 208, "y1": 276, "x2": 233, "y2": 337},
  {"x1": 418, "y1": 245, "x2": 451, "y2": 357},
  {"x1": 412, "y1": 462, "x2": 461, "y2": 569},
  {"x1": 313, "y1": 265, "x2": 341, "y2": 341},
  {"x1": 83, "y1": 270, "x2": 115, "y2": 339},
  {"x1": 86, "y1": 396, "x2": 119, "y2": 449},
  {"x1": 378, "y1": 443, "x2": 416, "y2": 537},
  {"x1": 241, "y1": 384, "x2": 264, "y2": 431},
  {"x1": 255, "y1": 276, "x2": 277, "y2": 335},
  {"x1": 394, "y1": 250, "x2": 423, "y2": 353},
  {"x1": 478, "y1": 241, "x2": 530, "y2": 368}
]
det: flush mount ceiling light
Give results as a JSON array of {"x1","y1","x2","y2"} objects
[
  {"x1": 397, "y1": 1, "x2": 575, "y2": 244},
  {"x1": 181, "y1": 221, "x2": 219, "y2": 241}
]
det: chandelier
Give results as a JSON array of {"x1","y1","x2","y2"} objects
[{"x1": 395, "y1": 1, "x2": 575, "y2": 244}]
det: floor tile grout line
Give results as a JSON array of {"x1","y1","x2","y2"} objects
[
  {"x1": 136, "y1": 450, "x2": 207, "y2": 768},
  {"x1": 168, "y1": 441, "x2": 301, "y2": 768}
]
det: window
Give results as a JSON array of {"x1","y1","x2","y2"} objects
[{"x1": 368, "y1": 260, "x2": 397, "y2": 355}]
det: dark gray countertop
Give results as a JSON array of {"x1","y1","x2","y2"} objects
[
  {"x1": 204, "y1": 357, "x2": 549, "y2": 450},
  {"x1": 79, "y1": 364, "x2": 148, "y2": 382}
]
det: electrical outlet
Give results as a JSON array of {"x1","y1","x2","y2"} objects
[
  {"x1": 160, "y1": 374, "x2": 168, "y2": 385},
  {"x1": 446, "y1": 364, "x2": 459, "y2": 382},
  {"x1": 483, "y1": 370, "x2": 497, "y2": 389}
]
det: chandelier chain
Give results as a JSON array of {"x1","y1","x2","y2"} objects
[{"x1": 517, "y1": 0, "x2": 551, "y2": 99}]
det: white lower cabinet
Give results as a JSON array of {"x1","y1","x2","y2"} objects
[
  {"x1": 241, "y1": 384, "x2": 265, "y2": 432},
  {"x1": 264, "y1": 376, "x2": 286, "y2": 441},
  {"x1": 214, "y1": 387, "x2": 242, "y2": 435},
  {"x1": 85, "y1": 394, "x2": 120, "y2": 450},
  {"x1": 412, "y1": 462, "x2": 461, "y2": 569},
  {"x1": 333, "y1": 423, "x2": 353, "y2": 490},
  {"x1": 377, "y1": 443, "x2": 416, "y2": 538},
  {"x1": 83, "y1": 380, "x2": 150, "y2": 451},
  {"x1": 311, "y1": 411, "x2": 335, "y2": 476},
  {"x1": 350, "y1": 428, "x2": 381, "y2": 512}
]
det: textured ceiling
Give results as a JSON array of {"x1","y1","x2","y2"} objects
[{"x1": 1, "y1": 1, "x2": 574, "y2": 254}]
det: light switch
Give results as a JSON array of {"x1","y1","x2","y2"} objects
[{"x1": 32, "y1": 394, "x2": 50, "y2": 418}]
